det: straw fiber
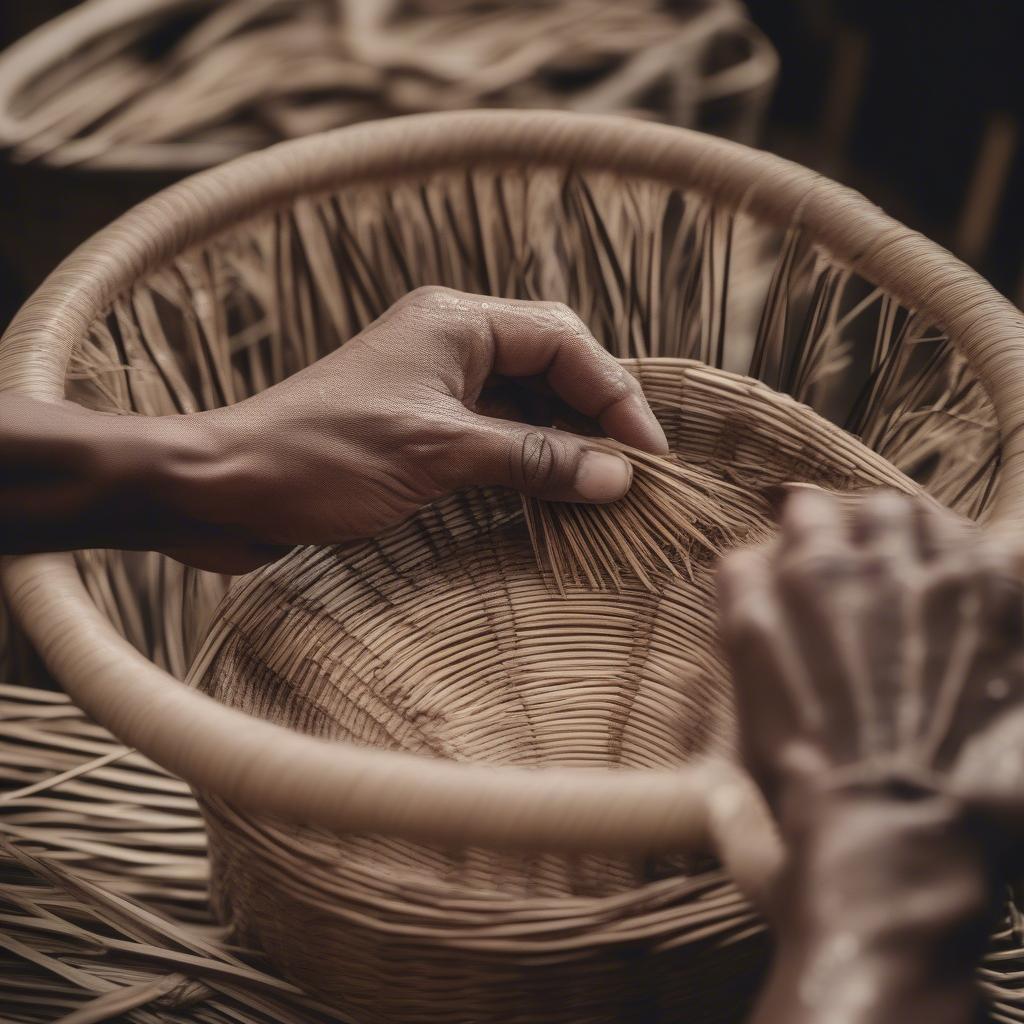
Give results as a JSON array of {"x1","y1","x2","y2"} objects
[
  {"x1": 0, "y1": 0, "x2": 776, "y2": 309},
  {"x1": 0, "y1": 0, "x2": 776, "y2": 169},
  {"x1": 0, "y1": 683, "x2": 345, "y2": 1023},
  {"x1": 2, "y1": 111, "x2": 1024, "y2": 1020},
  {"x1": 187, "y1": 358, "x2": 927, "y2": 1022}
]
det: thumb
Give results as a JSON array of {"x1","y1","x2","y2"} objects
[{"x1": 454, "y1": 415, "x2": 634, "y2": 503}]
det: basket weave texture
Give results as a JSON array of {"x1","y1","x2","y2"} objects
[
  {"x1": 190, "y1": 360, "x2": 922, "y2": 1021},
  {"x1": 2, "y1": 111, "x2": 1024, "y2": 1021},
  {"x1": 7, "y1": 686, "x2": 1024, "y2": 1022}
]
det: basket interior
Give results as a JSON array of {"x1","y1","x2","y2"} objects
[
  {"x1": 181, "y1": 354, "x2": 916, "y2": 900},
  {"x1": 63, "y1": 164, "x2": 1001, "y2": 682}
]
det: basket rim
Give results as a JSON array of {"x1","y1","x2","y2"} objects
[
  {"x1": 1, "y1": 109, "x2": 1021, "y2": 877},
  {"x1": 0, "y1": 0, "x2": 777, "y2": 172}
]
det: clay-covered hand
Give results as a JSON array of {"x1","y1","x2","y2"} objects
[
  {"x1": 719, "y1": 488, "x2": 1024, "y2": 832},
  {"x1": 133, "y1": 287, "x2": 667, "y2": 571},
  {"x1": 718, "y1": 489, "x2": 1024, "y2": 1024}
]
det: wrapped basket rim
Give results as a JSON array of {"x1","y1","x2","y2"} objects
[{"x1": 2, "y1": 110, "x2": 1022, "y2": 875}]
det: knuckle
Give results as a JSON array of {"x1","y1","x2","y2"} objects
[
  {"x1": 544, "y1": 301, "x2": 589, "y2": 336},
  {"x1": 776, "y1": 546, "x2": 852, "y2": 593},
  {"x1": 600, "y1": 367, "x2": 635, "y2": 404},
  {"x1": 399, "y1": 286, "x2": 491, "y2": 352},
  {"x1": 859, "y1": 489, "x2": 912, "y2": 520},
  {"x1": 510, "y1": 431, "x2": 557, "y2": 493},
  {"x1": 405, "y1": 284, "x2": 455, "y2": 306},
  {"x1": 717, "y1": 549, "x2": 764, "y2": 592}
]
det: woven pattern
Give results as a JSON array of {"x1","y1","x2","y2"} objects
[
  {"x1": 7, "y1": 686, "x2": 1024, "y2": 1021},
  {"x1": 3, "y1": 111, "x2": 1023, "y2": 1021},
  {"x1": 43, "y1": 160, "x2": 1001, "y2": 1019},
  {"x1": 184, "y1": 359, "x2": 919, "y2": 1021}
]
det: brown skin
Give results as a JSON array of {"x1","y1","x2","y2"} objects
[
  {"x1": 719, "y1": 490, "x2": 1024, "y2": 1024},
  {"x1": 1, "y1": 287, "x2": 668, "y2": 573}
]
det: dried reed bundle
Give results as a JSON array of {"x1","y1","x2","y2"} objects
[
  {"x1": 0, "y1": 0, "x2": 776, "y2": 170},
  {"x1": 523, "y1": 439, "x2": 769, "y2": 593},
  {"x1": 0, "y1": 684, "x2": 347, "y2": 1024},
  {"x1": 3, "y1": 111, "x2": 1020, "y2": 1022}
]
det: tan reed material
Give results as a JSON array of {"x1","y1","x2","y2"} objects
[
  {"x1": 185, "y1": 356, "x2": 933, "y2": 1021},
  {"x1": 7, "y1": 685, "x2": 1024, "y2": 1022},
  {"x1": 0, "y1": 683, "x2": 345, "y2": 1023},
  {"x1": 0, "y1": 0, "x2": 776, "y2": 171},
  {"x1": 1, "y1": 110, "x2": 1023, "y2": 1017}
]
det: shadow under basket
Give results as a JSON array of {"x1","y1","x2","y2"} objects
[{"x1": 2, "y1": 111, "x2": 1024, "y2": 1022}]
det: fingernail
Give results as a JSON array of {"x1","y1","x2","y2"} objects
[{"x1": 574, "y1": 451, "x2": 632, "y2": 502}]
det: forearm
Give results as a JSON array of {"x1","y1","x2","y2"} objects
[
  {"x1": 751, "y1": 785, "x2": 996, "y2": 1024},
  {"x1": 0, "y1": 395, "x2": 207, "y2": 554}
]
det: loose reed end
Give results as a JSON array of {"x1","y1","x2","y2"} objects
[{"x1": 522, "y1": 439, "x2": 768, "y2": 594}]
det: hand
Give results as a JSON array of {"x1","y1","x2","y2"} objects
[
  {"x1": 137, "y1": 287, "x2": 669, "y2": 571},
  {"x1": 717, "y1": 490, "x2": 1024, "y2": 1024},
  {"x1": 718, "y1": 488, "x2": 1024, "y2": 832}
]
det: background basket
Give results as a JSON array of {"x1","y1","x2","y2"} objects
[
  {"x1": 0, "y1": 0, "x2": 777, "y2": 316},
  {"x1": 2, "y1": 110, "x2": 1024, "y2": 1019}
]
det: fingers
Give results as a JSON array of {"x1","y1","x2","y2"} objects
[
  {"x1": 954, "y1": 706, "x2": 1024, "y2": 855},
  {"x1": 914, "y1": 500, "x2": 971, "y2": 560},
  {"x1": 778, "y1": 487, "x2": 846, "y2": 552},
  {"x1": 723, "y1": 489, "x2": 930, "y2": 772},
  {"x1": 850, "y1": 490, "x2": 917, "y2": 560},
  {"x1": 919, "y1": 540, "x2": 1024, "y2": 766},
  {"x1": 160, "y1": 541, "x2": 291, "y2": 574},
  {"x1": 453, "y1": 413, "x2": 633, "y2": 503},
  {"x1": 717, "y1": 545, "x2": 825, "y2": 804},
  {"x1": 848, "y1": 494, "x2": 921, "y2": 752},
  {"x1": 774, "y1": 492, "x2": 866, "y2": 759},
  {"x1": 399, "y1": 287, "x2": 669, "y2": 455}
]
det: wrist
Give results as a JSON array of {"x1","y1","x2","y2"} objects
[
  {"x1": 120, "y1": 409, "x2": 238, "y2": 547},
  {"x1": 761, "y1": 781, "x2": 995, "y2": 1024},
  {"x1": 0, "y1": 396, "x2": 200, "y2": 553}
]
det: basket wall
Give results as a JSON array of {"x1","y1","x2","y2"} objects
[{"x1": 26, "y1": 159, "x2": 1005, "y2": 1020}]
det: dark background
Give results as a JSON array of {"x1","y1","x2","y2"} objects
[{"x1": 746, "y1": 0, "x2": 1024, "y2": 300}]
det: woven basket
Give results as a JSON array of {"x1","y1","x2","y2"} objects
[
  {"x1": 3, "y1": 111, "x2": 1024, "y2": 1021},
  {"x1": 0, "y1": 0, "x2": 776, "y2": 308}
]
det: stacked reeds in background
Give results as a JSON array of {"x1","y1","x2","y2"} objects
[{"x1": 0, "y1": 0, "x2": 776, "y2": 319}]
